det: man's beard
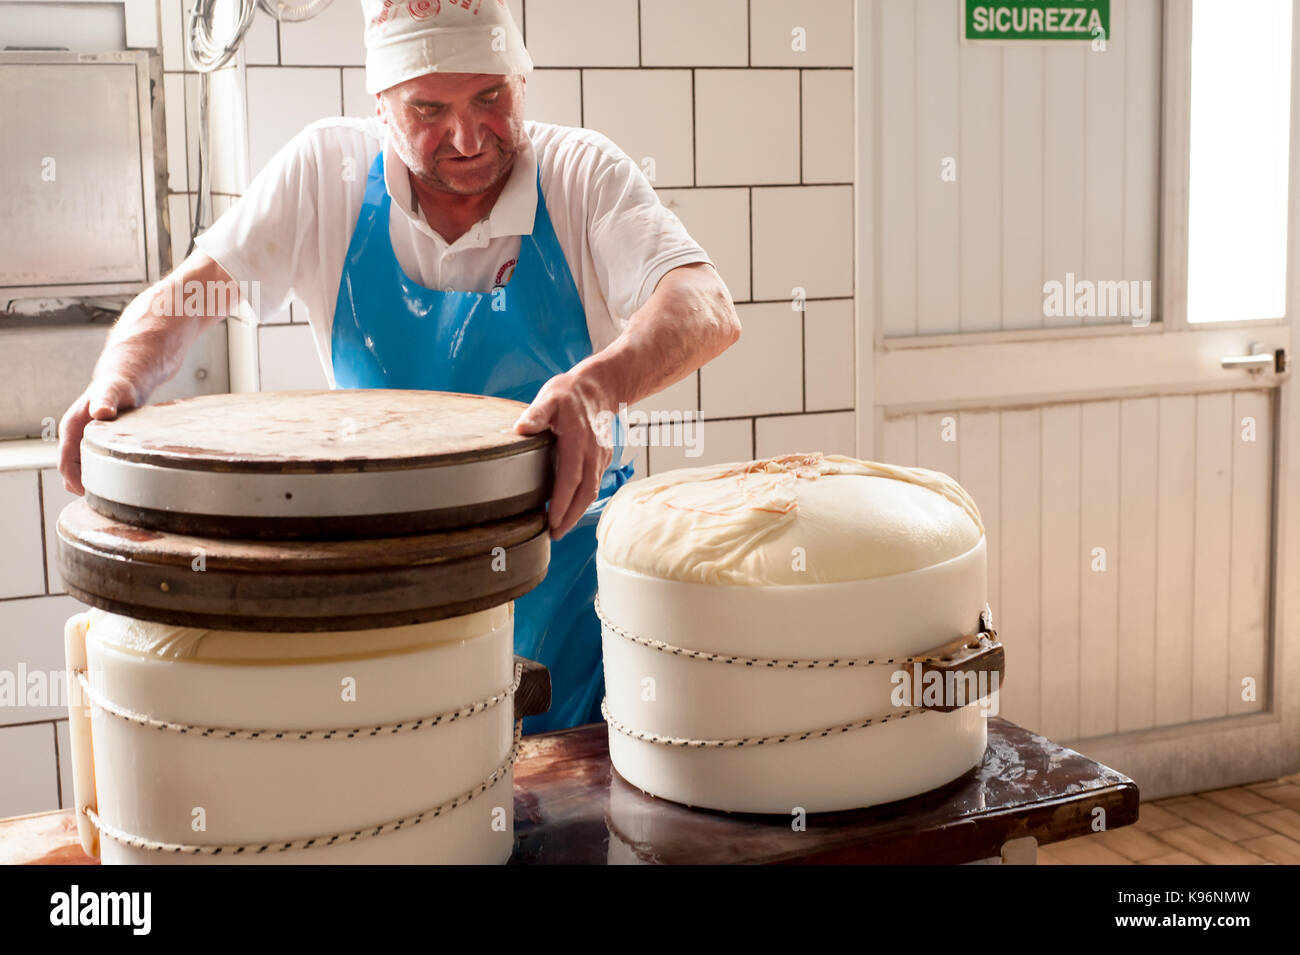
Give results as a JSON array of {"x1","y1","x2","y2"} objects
[{"x1": 390, "y1": 126, "x2": 515, "y2": 196}]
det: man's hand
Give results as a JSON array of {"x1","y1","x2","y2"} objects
[
  {"x1": 513, "y1": 370, "x2": 615, "y2": 540},
  {"x1": 513, "y1": 263, "x2": 740, "y2": 539},
  {"x1": 58, "y1": 378, "x2": 140, "y2": 496}
]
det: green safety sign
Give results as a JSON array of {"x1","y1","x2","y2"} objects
[{"x1": 965, "y1": 1, "x2": 1110, "y2": 41}]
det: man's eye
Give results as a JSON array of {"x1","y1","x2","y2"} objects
[{"x1": 479, "y1": 91, "x2": 501, "y2": 104}]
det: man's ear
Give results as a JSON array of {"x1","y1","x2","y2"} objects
[{"x1": 375, "y1": 92, "x2": 387, "y2": 123}]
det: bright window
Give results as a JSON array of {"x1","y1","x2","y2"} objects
[{"x1": 1187, "y1": 0, "x2": 1293, "y2": 322}]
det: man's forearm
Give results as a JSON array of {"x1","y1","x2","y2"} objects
[
  {"x1": 576, "y1": 262, "x2": 741, "y2": 412},
  {"x1": 96, "y1": 252, "x2": 235, "y2": 404},
  {"x1": 59, "y1": 252, "x2": 242, "y2": 495}
]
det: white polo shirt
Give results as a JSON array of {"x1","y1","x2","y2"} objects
[{"x1": 195, "y1": 116, "x2": 713, "y2": 386}]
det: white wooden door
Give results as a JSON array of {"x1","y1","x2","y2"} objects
[{"x1": 855, "y1": 0, "x2": 1300, "y2": 798}]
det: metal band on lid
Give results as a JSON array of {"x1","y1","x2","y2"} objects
[
  {"x1": 80, "y1": 442, "x2": 552, "y2": 536},
  {"x1": 79, "y1": 390, "x2": 555, "y2": 538}
]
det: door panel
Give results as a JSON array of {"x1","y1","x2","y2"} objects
[
  {"x1": 1116, "y1": 397, "x2": 1158, "y2": 733},
  {"x1": 1080, "y1": 400, "x2": 1121, "y2": 739},
  {"x1": 1192, "y1": 392, "x2": 1234, "y2": 722},
  {"x1": 876, "y1": 0, "x2": 1163, "y2": 337},
  {"x1": 882, "y1": 389, "x2": 1273, "y2": 741},
  {"x1": 1043, "y1": 47, "x2": 1089, "y2": 330},
  {"x1": 959, "y1": 41, "x2": 1002, "y2": 332},
  {"x1": 916, "y1": 0, "x2": 961, "y2": 336},
  {"x1": 1038, "y1": 403, "x2": 1083, "y2": 741},
  {"x1": 878, "y1": 0, "x2": 917, "y2": 337},
  {"x1": 1124, "y1": 0, "x2": 1164, "y2": 302},
  {"x1": 1154, "y1": 394, "x2": 1196, "y2": 727},
  {"x1": 1002, "y1": 47, "x2": 1046, "y2": 331},
  {"x1": 999, "y1": 409, "x2": 1042, "y2": 728},
  {"x1": 957, "y1": 411, "x2": 1002, "y2": 639},
  {"x1": 1229, "y1": 391, "x2": 1274, "y2": 717}
]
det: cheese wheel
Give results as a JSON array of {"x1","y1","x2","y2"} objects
[
  {"x1": 596, "y1": 453, "x2": 983, "y2": 586},
  {"x1": 596, "y1": 452, "x2": 993, "y2": 814},
  {"x1": 72, "y1": 606, "x2": 516, "y2": 864}
]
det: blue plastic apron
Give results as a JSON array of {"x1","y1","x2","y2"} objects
[{"x1": 331, "y1": 150, "x2": 634, "y2": 733}]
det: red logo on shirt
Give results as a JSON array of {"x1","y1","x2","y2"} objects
[
  {"x1": 374, "y1": 0, "x2": 485, "y2": 27},
  {"x1": 370, "y1": 0, "x2": 396, "y2": 27},
  {"x1": 494, "y1": 258, "x2": 517, "y2": 288}
]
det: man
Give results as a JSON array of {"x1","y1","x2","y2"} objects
[{"x1": 56, "y1": 1, "x2": 740, "y2": 732}]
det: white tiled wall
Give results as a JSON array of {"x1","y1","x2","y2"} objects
[
  {"x1": 756, "y1": 411, "x2": 856, "y2": 458},
  {"x1": 278, "y1": 0, "x2": 365, "y2": 65},
  {"x1": 245, "y1": 67, "x2": 345, "y2": 172},
  {"x1": 655, "y1": 188, "x2": 750, "y2": 303},
  {"x1": 640, "y1": 0, "x2": 749, "y2": 66},
  {"x1": 802, "y1": 69, "x2": 856, "y2": 183},
  {"x1": 527, "y1": 0, "x2": 640, "y2": 67},
  {"x1": 701, "y1": 303, "x2": 803, "y2": 419},
  {"x1": 695, "y1": 70, "x2": 801, "y2": 185},
  {"x1": 750, "y1": 0, "x2": 855, "y2": 66},
  {"x1": 40, "y1": 471, "x2": 77, "y2": 595},
  {"x1": 258, "y1": 324, "x2": 330, "y2": 391},
  {"x1": 752, "y1": 185, "x2": 854, "y2": 299},
  {"x1": 521, "y1": 69, "x2": 582, "y2": 127},
  {"x1": 0, "y1": 463, "x2": 91, "y2": 816},
  {"x1": 0, "y1": 724, "x2": 60, "y2": 819},
  {"x1": 0, "y1": 471, "x2": 44, "y2": 599},
  {"x1": 0, "y1": 0, "x2": 858, "y2": 817},
  {"x1": 583, "y1": 69, "x2": 696, "y2": 187}
]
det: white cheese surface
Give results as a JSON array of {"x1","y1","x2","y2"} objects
[{"x1": 595, "y1": 453, "x2": 983, "y2": 586}]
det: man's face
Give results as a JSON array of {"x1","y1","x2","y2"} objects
[{"x1": 378, "y1": 72, "x2": 525, "y2": 196}]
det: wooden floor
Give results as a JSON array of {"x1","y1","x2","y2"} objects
[{"x1": 1039, "y1": 772, "x2": 1300, "y2": 864}]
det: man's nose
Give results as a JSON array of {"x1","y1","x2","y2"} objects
[{"x1": 446, "y1": 113, "x2": 484, "y2": 155}]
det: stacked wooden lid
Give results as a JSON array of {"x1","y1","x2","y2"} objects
[{"x1": 58, "y1": 390, "x2": 554, "y2": 632}]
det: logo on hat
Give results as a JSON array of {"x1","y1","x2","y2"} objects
[{"x1": 363, "y1": 0, "x2": 530, "y2": 92}]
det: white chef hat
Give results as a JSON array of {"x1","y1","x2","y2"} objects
[{"x1": 362, "y1": 0, "x2": 532, "y2": 95}]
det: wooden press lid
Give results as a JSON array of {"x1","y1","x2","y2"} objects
[
  {"x1": 56, "y1": 498, "x2": 550, "y2": 632},
  {"x1": 79, "y1": 390, "x2": 554, "y2": 538}
]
